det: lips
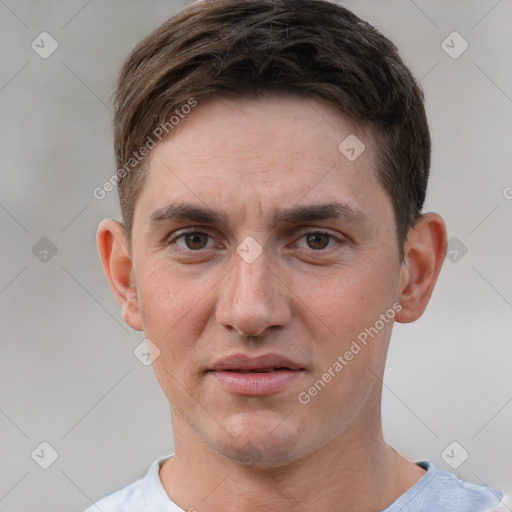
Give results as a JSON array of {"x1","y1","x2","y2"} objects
[
  {"x1": 209, "y1": 353, "x2": 304, "y2": 372},
  {"x1": 232, "y1": 368, "x2": 290, "y2": 374},
  {"x1": 208, "y1": 353, "x2": 305, "y2": 396}
]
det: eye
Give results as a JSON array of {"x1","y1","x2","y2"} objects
[
  {"x1": 296, "y1": 231, "x2": 339, "y2": 251},
  {"x1": 167, "y1": 229, "x2": 341, "y2": 253},
  {"x1": 172, "y1": 231, "x2": 215, "y2": 251}
]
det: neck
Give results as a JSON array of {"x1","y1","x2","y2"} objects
[{"x1": 159, "y1": 411, "x2": 425, "y2": 512}]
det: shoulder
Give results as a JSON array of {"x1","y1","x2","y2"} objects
[
  {"x1": 84, "y1": 477, "x2": 145, "y2": 512},
  {"x1": 83, "y1": 454, "x2": 176, "y2": 512},
  {"x1": 386, "y1": 460, "x2": 504, "y2": 512}
]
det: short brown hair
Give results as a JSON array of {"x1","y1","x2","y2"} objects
[{"x1": 113, "y1": 0, "x2": 430, "y2": 260}]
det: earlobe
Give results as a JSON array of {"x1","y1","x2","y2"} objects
[
  {"x1": 97, "y1": 219, "x2": 143, "y2": 331},
  {"x1": 395, "y1": 212, "x2": 447, "y2": 324}
]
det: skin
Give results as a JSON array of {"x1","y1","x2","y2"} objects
[{"x1": 98, "y1": 96, "x2": 447, "y2": 511}]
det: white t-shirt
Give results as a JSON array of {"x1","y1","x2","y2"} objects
[{"x1": 85, "y1": 455, "x2": 505, "y2": 512}]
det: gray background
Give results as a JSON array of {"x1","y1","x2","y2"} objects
[{"x1": 1, "y1": 1, "x2": 511, "y2": 510}]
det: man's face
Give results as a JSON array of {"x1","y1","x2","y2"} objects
[{"x1": 129, "y1": 96, "x2": 404, "y2": 465}]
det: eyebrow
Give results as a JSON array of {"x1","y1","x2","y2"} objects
[{"x1": 148, "y1": 201, "x2": 369, "y2": 228}]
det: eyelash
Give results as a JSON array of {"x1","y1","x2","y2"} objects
[{"x1": 166, "y1": 229, "x2": 343, "y2": 253}]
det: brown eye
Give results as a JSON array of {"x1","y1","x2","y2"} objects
[
  {"x1": 171, "y1": 231, "x2": 213, "y2": 251},
  {"x1": 183, "y1": 232, "x2": 209, "y2": 250},
  {"x1": 306, "y1": 232, "x2": 331, "y2": 250}
]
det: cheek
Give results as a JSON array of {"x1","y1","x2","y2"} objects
[
  {"x1": 135, "y1": 262, "x2": 220, "y2": 374},
  {"x1": 290, "y1": 257, "x2": 397, "y2": 399},
  {"x1": 292, "y1": 260, "x2": 395, "y2": 338},
  {"x1": 138, "y1": 262, "x2": 210, "y2": 329}
]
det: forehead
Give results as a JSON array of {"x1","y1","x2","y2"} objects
[{"x1": 135, "y1": 95, "x2": 390, "y2": 229}]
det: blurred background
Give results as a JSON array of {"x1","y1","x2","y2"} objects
[{"x1": 1, "y1": 0, "x2": 511, "y2": 510}]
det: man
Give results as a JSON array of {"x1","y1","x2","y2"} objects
[{"x1": 89, "y1": 0, "x2": 504, "y2": 510}]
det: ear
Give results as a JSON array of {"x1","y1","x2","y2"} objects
[
  {"x1": 395, "y1": 212, "x2": 447, "y2": 324},
  {"x1": 97, "y1": 219, "x2": 143, "y2": 331}
]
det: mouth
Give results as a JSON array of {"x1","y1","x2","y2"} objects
[
  {"x1": 207, "y1": 353, "x2": 305, "y2": 396},
  {"x1": 225, "y1": 367, "x2": 298, "y2": 374}
]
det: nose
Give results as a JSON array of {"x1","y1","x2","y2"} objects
[{"x1": 215, "y1": 245, "x2": 291, "y2": 338}]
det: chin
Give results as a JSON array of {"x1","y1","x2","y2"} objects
[
  {"x1": 219, "y1": 442, "x2": 299, "y2": 468},
  {"x1": 212, "y1": 411, "x2": 310, "y2": 468}
]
